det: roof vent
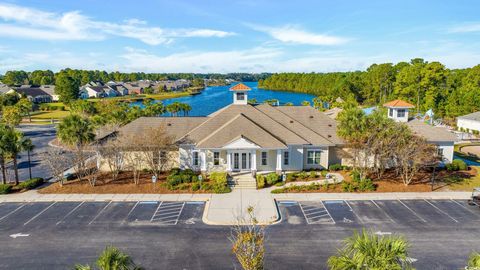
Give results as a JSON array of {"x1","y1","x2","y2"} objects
[
  {"x1": 309, "y1": 115, "x2": 314, "y2": 118},
  {"x1": 328, "y1": 135, "x2": 332, "y2": 138},
  {"x1": 167, "y1": 123, "x2": 172, "y2": 126},
  {"x1": 328, "y1": 124, "x2": 332, "y2": 127},
  {"x1": 290, "y1": 120, "x2": 294, "y2": 123}
]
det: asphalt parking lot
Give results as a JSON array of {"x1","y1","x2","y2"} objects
[{"x1": 1, "y1": 199, "x2": 479, "y2": 269}]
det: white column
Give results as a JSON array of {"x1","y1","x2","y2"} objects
[
  {"x1": 226, "y1": 150, "x2": 232, "y2": 172},
  {"x1": 251, "y1": 150, "x2": 257, "y2": 171},
  {"x1": 200, "y1": 150, "x2": 207, "y2": 172},
  {"x1": 276, "y1": 149, "x2": 282, "y2": 172}
]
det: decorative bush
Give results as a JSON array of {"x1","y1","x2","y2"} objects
[
  {"x1": 357, "y1": 179, "x2": 376, "y2": 192},
  {"x1": 191, "y1": 182, "x2": 201, "y2": 191},
  {"x1": 19, "y1": 178, "x2": 44, "y2": 190},
  {"x1": 274, "y1": 181, "x2": 285, "y2": 187},
  {"x1": 286, "y1": 173, "x2": 297, "y2": 182},
  {"x1": 0, "y1": 184, "x2": 12, "y2": 194},
  {"x1": 296, "y1": 171, "x2": 308, "y2": 179},
  {"x1": 256, "y1": 174, "x2": 266, "y2": 188},
  {"x1": 209, "y1": 172, "x2": 230, "y2": 193},
  {"x1": 266, "y1": 173, "x2": 280, "y2": 185},
  {"x1": 166, "y1": 175, "x2": 182, "y2": 187},
  {"x1": 329, "y1": 163, "x2": 343, "y2": 171},
  {"x1": 342, "y1": 182, "x2": 356, "y2": 192},
  {"x1": 446, "y1": 159, "x2": 468, "y2": 171},
  {"x1": 309, "y1": 171, "x2": 317, "y2": 179}
]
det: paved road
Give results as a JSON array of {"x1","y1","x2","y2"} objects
[
  {"x1": 1, "y1": 199, "x2": 480, "y2": 269},
  {"x1": 6, "y1": 125, "x2": 57, "y2": 182}
]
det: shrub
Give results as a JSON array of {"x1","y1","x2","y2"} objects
[
  {"x1": 321, "y1": 170, "x2": 328, "y2": 177},
  {"x1": 191, "y1": 175, "x2": 199, "y2": 183},
  {"x1": 169, "y1": 167, "x2": 181, "y2": 175},
  {"x1": 297, "y1": 171, "x2": 308, "y2": 179},
  {"x1": 209, "y1": 172, "x2": 230, "y2": 193},
  {"x1": 201, "y1": 183, "x2": 212, "y2": 190},
  {"x1": 19, "y1": 177, "x2": 44, "y2": 190},
  {"x1": 329, "y1": 163, "x2": 343, "y2": 171},
  {"x1": 357, "y1": 178, "x2": 376, "y2": 192},
  {"x1": 191, "y1": 182, "x2": 201, "y2": 191},
  {"x1": 274, "y1": 181, "x2": 285, "y2": 187},
  {"x1": 167, "y1": 175, "x2": 182, "y2": 187},
  {"x1": 446, "y1": 159, "x2": 468, "y2": 171},
  {"x1": 309, "y1": 171, "x2": 317, "y2": 179},
  {"x1": 180, "y1": 174, "x2": 192, "y2": 183},
  {"x1": 286, "y1": 173, "x2": 297, "y2": 182},
  {"x1": 0, "y1": 184, "x2": 12, "y2": 194},
  {"x1": 256, "y1": 174, "x2": 266, "y2": 188},
  {"x1": 266, "y1": 173, "x2": 280, "y2": 185},
  {"x1": 342, "y1": 182, "x2": 356, "y2": 192},
  {"x1": 271, "y1": 188, "x2": 284, "y2": 194}
]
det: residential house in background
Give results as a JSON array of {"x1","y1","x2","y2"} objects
[
  {"x1": 0, "y1": 83, "x2": 15, "y2": 95},
  {"x1": 384, "y1": 99, "x2": 456, "y2": 163},
  {"x1": 456, "y1": 111, "x2": 480, "y2": 134},
  {"x1": 12, "y1": 85, "x2": 55, "y2": 103}
]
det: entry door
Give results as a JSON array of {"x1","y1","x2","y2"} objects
[
  {"x1": 241, "y1": 153, "x2": 248, "y2": 170},
  {"x1": 233, "y1": 153, "x2": 240, "y2": 170}
]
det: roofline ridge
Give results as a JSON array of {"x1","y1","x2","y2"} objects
[
  {"x1": 196, "y1": 113, "x2": 245, "y2": 146},
  {"x1": 257, "y1": 104, "x2": 335, "y2": 145}
]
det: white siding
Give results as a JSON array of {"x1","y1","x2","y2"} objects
[
  {"x1": 457, "y1": 118, "x2": 480, "y2": 133},
  {"x1": 303, "y1": 146, "x2": 329, "y2": 170},
  {"x1": 436, "y1": 142, "x2": 454, "y2": 163}
]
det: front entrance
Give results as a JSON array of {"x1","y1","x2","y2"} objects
[{"x1": 232, "y1": 151, "x2": 251, "y2": 171}]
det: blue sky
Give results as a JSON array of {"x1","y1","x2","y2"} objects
[{"x1": 1, "y1": 0, "x2": 480, "y2": 73}]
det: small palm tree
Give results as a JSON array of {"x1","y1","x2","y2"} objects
[
  {"x1": 2, "y1": 127, "x2": 25, "y2": 185},
  {"x1": 74, "y1": 246, "x2": 142, "y2": 270},
  {"x1": 328, "y1": 229, "x2": 413, "y2": 270},
  {"x1": 0, "y1": 124, "x2": 9, "y2": 184},
  {"x1": 21, "y1": 138, "x2": 34, "y2": 179},
  {"x1": 467, "y1": 252, "x2": 480, "y2": 270},
  {"x1": 57, "y1": 114, "x2": 95, "y2": 149}
]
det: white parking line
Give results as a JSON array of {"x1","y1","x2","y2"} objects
[
  {"x1": 23, "y1": 202, "x2": 56, "y2": 225},
  {"x1": 150, "y1": 202, "x2": 164, "y2": 222},
  {"x1": 344, "y1": 201, "x2": 363, "y2": 224},
  {"x1": 88, "y1": 201, "x2": 112, "y2": 225},
  {"x1": 124, "y1": 201, "x2": 139, "y2": 220},
  {"x1": 299, "y1": 202, "x2": 335, "y2": 224},
  {"x1": 319, "y1": 201, "x2": 336, "y2": 224},
  {"x1": 56, "y1": 202, "x2": 84, "y2": 225},
  {"x1": 398, "y1": 200, "x2": 427, "y2": 223},
  {"x1": 371, "y1": 200, "x2": 396, "y2": 223},
  {"x1": 424, "y1": 200, "x2": 458, "y2": 223},
  {"x1": 0, "y1": 204, "x2": 25, "y2": 222}
]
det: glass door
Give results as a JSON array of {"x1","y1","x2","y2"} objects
[
  {"x1": 233, "y1": 153, "x2": 239, "y2": 170},
  {"x1": 241, "y1": 153, "x2": 247, "y2": 170}
]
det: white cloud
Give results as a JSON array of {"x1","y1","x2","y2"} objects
[
  {"x1": 448, "y1": 22, "x2": 480, "y2": 33},
  {"x1": 0, "y1": 3, "x2": 235, "y2": 45},
  {"x1": 249, "y1": 24, "x2": 349, "y2": 45}
]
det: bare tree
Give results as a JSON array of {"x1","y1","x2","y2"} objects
[
  {"x1": 229, "y1": 206, "x2": 265, "y2": 270},
  {"x1": 42, "y1": 148, "x2": 72, "y2": 186},
  {"x1": 393, "y1": 133, "x2": 436, "y2": 185},
  {"x1": 96, "y1": 139, "x2": 124, "y2": 182}
]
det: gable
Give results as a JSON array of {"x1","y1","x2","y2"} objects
[{"x1": 223, "y1": 136, "x2": 260, "y2": 149}]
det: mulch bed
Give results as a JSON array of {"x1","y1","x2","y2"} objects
[{"x1": 38, "y1": 171, "x2": 211, "y2": 194}]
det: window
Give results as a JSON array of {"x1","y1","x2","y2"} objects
[
  {"x1": 213, "y1": 151, "x2": 220, "y2": 165},
  {"x1": 193, "y1": 151, "x2": 199, "y2": 166},
  {"x1": 307, "y1": 150, "x2": 321, "y2": 165},
  {"x1": 261, "y1": 151, "x2": 267, "y2": 166},
  {"x1": 397, "y1": 109, "x2": 405, "y2": 117},
  {"x1": 389, "y1": 108, "x2": 393, "y2": 117},
  {"x1": 237, "y1": 92, "x2": 245, "y2": 100},
  {"x1": 284, "y1": 151, "x2": 289, "y2": 165},
  {"x1": 437, "y1": 148, "x2": 444, "y2": 158}
]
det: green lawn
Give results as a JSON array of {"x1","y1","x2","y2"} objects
[
  {"x1": 30, "y1": 110, "x2": 71, "y2": 120},
  {"x1": 444, "y1": 166, "x2": 480, "y2": 191}
]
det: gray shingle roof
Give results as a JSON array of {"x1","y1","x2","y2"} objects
[
  {"x1": 458, "y1": 111, "x2": 480, "y2": 122},
  {"x1": 406, "y1": 119, "x2": 456, "y2": 142}
]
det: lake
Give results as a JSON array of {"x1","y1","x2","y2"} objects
[{"x1": 132, "y1": 81, "x2": 316, "y2": 116}]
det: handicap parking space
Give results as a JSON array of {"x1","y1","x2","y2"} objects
[
  {"x1": 322, "y1": 200, "x2": 358, "y2": 225},
  {"x1": 299, "y1": 201, "x2": 334, "y2": 224},
  {"x1": 151, "y1": 202, "x2": 185, "y2": 225},
  {"x1": 126, "y1": 201, "x2": 160, "y2": 223}
]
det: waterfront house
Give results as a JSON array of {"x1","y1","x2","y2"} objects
[{"x1": 98, "y1": 84, "x2": 456, "y2": 177}]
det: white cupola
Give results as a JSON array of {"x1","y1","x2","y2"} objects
[
  {"x1": 229, "y1": 83, "x2": 251, "y2": 105},
  {"x1": 383, "y1": 99, "x2": 415, "y2": 122}
]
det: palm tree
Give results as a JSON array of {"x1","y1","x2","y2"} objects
[
  {"x1": 2, "y1": 127, "x2": 25, "y2": 185},
  {"x1": 21, "y1": 138, "x2": 34, "y2": 180},
  {"x1": 181, "y1": 103, "x2": 191, "y2": 116},
  {"x1": 74, "y1": 246, "x2": 142, "y2": 270},
  {"x1": 467, "y1": 252, "x2": 480, "y2": 270},
  {"x1": 0, "y1": 124, "x2": 9, "y2": 184},
  {"x1": 57, "y1": 114, "x2": 95, "y2": 149},
  {"x1": 328, "y1": 229, "x2": 412, "y2": 270}
]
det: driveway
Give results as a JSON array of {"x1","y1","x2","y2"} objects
[{"x1": 6, "y1": 124, "x2": 57, "y2": 182}]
